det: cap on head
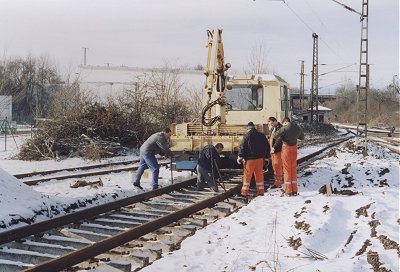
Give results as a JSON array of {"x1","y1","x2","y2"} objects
[{"x1": 247, "y1": 121, "x2": 255, "y2": 129}]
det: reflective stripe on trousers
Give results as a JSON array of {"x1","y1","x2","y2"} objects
[
  {"x1": 241, "y1": 158, "x2": 264, "y2": 196},
  {"x1": 282, "y1": 144, "x2": 298, "y2": 193},
  {"x1": 271, "y1": 152, "x2": 283, "y2": 186},
  {"x1": 283, "y1": 180, "x2": 298, "y2": 194}
]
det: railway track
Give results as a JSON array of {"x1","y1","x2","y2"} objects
[
  {"x1": 15, "y1": 159, "x2": 169, "y2": 186},
  {"x1": 0, "y1": 178, "x2": 243, "y2": 272},
  {"x1": 16, "y1": 137, "x2": 343, "y2": 186},
  {"x1": 0, "y1": 136, "x2": 352, "y2": 272}
]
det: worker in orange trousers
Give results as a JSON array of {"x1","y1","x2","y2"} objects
[
  {"x1": 268, "y1": 116, "x2": 283, "y2": 188},
  {"x1": 237, "y1": 122, "x2": 270, "y2": 197},
  {"x1": 273, "y1": 117, "x2": 304, "y2": 196}
]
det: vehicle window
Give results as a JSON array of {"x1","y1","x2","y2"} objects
[{"x1": 226, "y1": 85, "x2": 263, "y2": 111}]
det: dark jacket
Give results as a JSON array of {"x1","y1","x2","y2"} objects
[
  {"x1": 273, "y1": 122, "x2": 304, "y2": 146},
  {"x1": 198, "y1": 145, "x2": 220, "y2": 171},
  {"x1": 140, "y1": 132, "x2": 174, "y2": 157},
  {"x1": 269, "y1": 122, "x2": 283, "y2": 152},
  {"x1": 239, "y1": 128, "x2": 270, "y2": 160}
]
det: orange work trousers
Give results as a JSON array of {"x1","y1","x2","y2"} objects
[
  {"x1": 241, "y1": 158, "x2": 264, "y2": 196},
  {"x1": 281, "y1": 144, "x2": 298, "y2": 194},
  {"x1": 271, "y1": 152, "x2": 283, "y2": 187}
]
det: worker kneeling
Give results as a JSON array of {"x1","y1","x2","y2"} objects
[
  {"x1": 237, "y1": 122, "x2": 271, "y2": 197},
  {"x1": 197, "y1": 143, "x2": 224, "y2": 192}
]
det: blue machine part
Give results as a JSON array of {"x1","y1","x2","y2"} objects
[{"x1": 172, "y1": 161, "x2": 198, "y2": 171}]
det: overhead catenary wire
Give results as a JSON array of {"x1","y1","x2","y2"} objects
[
  {"x1": 276, "y1": 0, "x2": 346, "y2": 62},
  {"x1": 319, "y1": 63, "x2": 357, "y2": 76},
  {"x1": 318, "y1": 79, "x2": 352, "y2": 89},
  {"x1": 303, "y1": 0, "x2": 348, "y2": 55}
]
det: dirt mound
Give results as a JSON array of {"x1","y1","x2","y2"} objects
[{"x1": 302, "y1": 122, "x2": 338, "y2": 136}]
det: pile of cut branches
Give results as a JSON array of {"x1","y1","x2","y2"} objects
[{"x1": 16, "y1": 103, "x2": 138, "y2": 161}]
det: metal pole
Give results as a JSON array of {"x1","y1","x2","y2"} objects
[
  {"x1": 310, "y1": 33, "x2": 319, "y2": 123},
  {"x1": 170, "y1": 159, "x2": 174, "y2": 184},
  {"x1": 300, "y1": 60, "x2": 305, "y2": 113}
]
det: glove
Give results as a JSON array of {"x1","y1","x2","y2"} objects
[
  {"x1": 270, "y1": 147, "x2": 275, "y2": 154},
  {"x1": 237, "y1": 157, "x2": 244, "y2": 164}
]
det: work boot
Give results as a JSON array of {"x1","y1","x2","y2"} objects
[
  {"x1": 197, "y1": 183, "x2": 204, "y2": 191},
  {"x1": 133, "y1": 183, "x2": 143, "y2": 190},
  {"x1": 210, "y1": 186, "x2": 219, "y2": 192},
  {"x1": 239, "y1": 194, "x2": 249, "y2": 204}
]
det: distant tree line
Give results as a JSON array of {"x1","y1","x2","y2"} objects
[
  {"x1": 325, "y1": 84, "x2": 399, "y2": 128},
  {"x1": 0, "y1": 55, "x2": 62, "y2": 123},
  {"x1": 0, "y1": 56, "x2": 200, "y2": 160}
]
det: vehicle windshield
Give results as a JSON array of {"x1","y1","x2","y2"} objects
[{"x1": 226, "y1": 85, "x2": 263, "y2": 111}]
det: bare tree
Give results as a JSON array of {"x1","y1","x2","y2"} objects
[
  {"x1": 0, "y1": 55, "x2": 61, "y2": 122},
  {"x1": 326, "y1": 83, "x2": 399, "y2": 127},
  {"x1": 246, "y1": 41, "x2": 270, "y2": 74}
]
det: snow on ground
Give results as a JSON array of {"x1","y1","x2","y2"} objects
[
  {"x1": 0, "y1": 135, "x2": 193, "y2": 229},
  {"x1": 0, "y1": 133, "x2": 399, "y2": 271},
  {"x1": 140, "y1": 143, "x2": 399, "y2": 272}
]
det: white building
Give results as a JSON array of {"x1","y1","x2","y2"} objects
[
  {"x1": 297, "y1": 105, "x2": 332, "y2": 123},
  {"x1": 77, "y1": 65, "x2": 205, "y2": 100},
  {"x1": 0, "y1": 96, "x2": 12, "y2": 122}
]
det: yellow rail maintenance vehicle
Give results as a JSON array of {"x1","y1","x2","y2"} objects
[{"x1": 170, "y1": 29, "x2": 291, "y2": 169}]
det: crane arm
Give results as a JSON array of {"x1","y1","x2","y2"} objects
[{"x1": 201, "y1": 29, "x2": 230, "y2": 127}]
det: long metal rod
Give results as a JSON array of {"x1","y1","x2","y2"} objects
[{"x1": 23, "y1": 184, "x2": 241, "y2": 272}]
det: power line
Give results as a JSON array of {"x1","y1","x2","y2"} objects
[
  {"x1": 319, "y1": 79, "x2": 351, "y2": 89},
  {"x1": 319, "y1": 63, "x2": 357, "y2": 76},
  {"x1": 254, "y1": 0, "x2": 345, "y2": 61},
  {"x1": 329, "y1": 0, "x2": 362, "y2": 16},
  {"x1": 281, "y1": 1, "x2": 345, "y2": 62}
]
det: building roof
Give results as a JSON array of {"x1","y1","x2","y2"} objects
[{"x1": 307, "y1": 105, "x2": 332, "y2": 111}]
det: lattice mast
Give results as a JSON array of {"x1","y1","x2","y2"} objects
[
  {"x1": 356, "y1": 0, "x2": 369, "y2": 153},
  {"x1": 299, "y1": 60, "x2": 305, "y2": 113},
  {"x1": 310, "y1": 33, "x2": 319, "y2": 123}
]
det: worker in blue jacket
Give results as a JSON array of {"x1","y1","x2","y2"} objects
[{"x1": 197, "y1": 143, "x2": 224, "y2": 192}]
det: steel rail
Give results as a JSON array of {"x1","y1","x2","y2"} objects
[
  {"x1": 21, "y1": 162, "x2": 166, "y2": 185},
  {"x1": 0, "y1": 178, "x2": 197, "y2": 246},
  {"x1": 22, "y1": 184, "x2": 241, "y2": 272},
  {"x1": 14, "y1": 160, "x2": 139, "y2": 179},
  {"x1": 298, "y1": 137, "x2": 351, "y2": 163},
  {"x1": 16, "y1": 137, "x2": 340, "y2": 184}
]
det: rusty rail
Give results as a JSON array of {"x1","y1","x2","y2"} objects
[
  {"x1": 0, "y1": 178, "x2": 197, "y2": 246},
  {"x1": 22, "y1": 184, "x2": 241, "y2": 272}
]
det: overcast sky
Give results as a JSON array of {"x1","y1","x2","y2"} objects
[{"x1": 0, "y1": 0, "x2": 398, "y2": 91}]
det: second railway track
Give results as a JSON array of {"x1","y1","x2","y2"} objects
[{"x1": 15, "y1": 137, "x2": 347, "y2": 186}]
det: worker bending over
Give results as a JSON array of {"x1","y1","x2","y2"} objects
[
  {"x1": 197, "y1": 143, "x2": 224, "y2": 192},
  {"x1": 134, "y1": 128, "x2": 174, "y2": 190}
]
